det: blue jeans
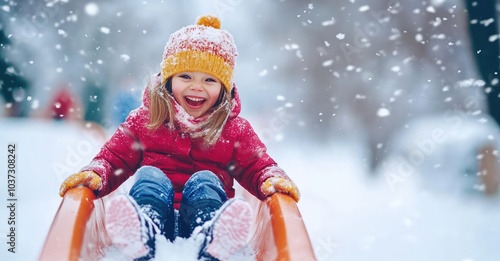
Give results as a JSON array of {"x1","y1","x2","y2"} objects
[{"x1": 129, "y1": 166, "x2": 227, "y2": 242}]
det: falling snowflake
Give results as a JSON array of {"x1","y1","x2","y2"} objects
[
  {"x1": 321, "y1": 18, "x2": 335, "y2": 26},
  {"x1": 415, "y1": 34, "x2": 423, "y2": 42},
  {"x1": 489, "y1": 34, "x2": 499, "y2": 42},
  {"x1": 85, "y1": 2, "x2": 99, "y2": 16},
  {"x1": 284, "y1": 44, "x2": 300, "y2": 50},
  {"x1": 377, "y1": 108, "x2": 390, "y2": 117},
  {"x1": 31, "y1": 99, "x2": 39, "y2": 109},
  {"x1": 58, "y1": 29, "x2": 67, "y2": 36},
  {"x1": 100, "y1": 27, "x2": 110, "y2": 34},
  {"x1": 426, "y1": 6, "x2": 436, "y2": 13},
  {"x1": 359, "y1": 5, "x2": 370, "y2": 12},
  {"x1": 322, "y1": 60, "x2": 333, "y2": 67},
  {"x1": 120, "y1": 54, "x2": 130, "y2": 61}
]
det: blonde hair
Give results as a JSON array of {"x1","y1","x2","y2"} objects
[{"x1": 147, "y1": 77, "x2": 232, "y2": 146}]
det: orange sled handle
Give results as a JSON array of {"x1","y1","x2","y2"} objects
[
  {"x1": 249, "y1": 193, "x2": 317, "y2": 261},
  {"x1": 39, "y1": 187, "x2": 96, "y2": 261}
]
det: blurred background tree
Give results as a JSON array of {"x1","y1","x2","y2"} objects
[
  {"x1": 0, "y1": 26, "x2": 30, "y2": 117},
  {"x1": 464, "y1": 0, "x2": 500, "y2": 125}
]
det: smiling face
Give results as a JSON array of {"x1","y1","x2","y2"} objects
[{"x1": 171, "y1": 71, "x2": 223, "y2": 118}]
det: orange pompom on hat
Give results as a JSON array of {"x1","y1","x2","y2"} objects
[{"x1": 161, "y1": 15, "x2": 238, "y2": 93}]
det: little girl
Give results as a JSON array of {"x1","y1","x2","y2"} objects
[{"x1": 59, "y1": 15, "x2": 300, "y2": 260}]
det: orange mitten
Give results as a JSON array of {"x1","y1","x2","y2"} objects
[
  {"x1": 59, "y1": 171, "x2": 102, "y2": 197},
  {"x1": 261, "y1": 177, "x2": 300, "y2": 202}
]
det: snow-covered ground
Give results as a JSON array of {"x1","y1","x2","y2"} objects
[
  {"x1": 0, "y1": 118, "x2": 105, "y2": 261},
  {"x1": 1, "y1": 117, "x2": 500, "y2": 261}
]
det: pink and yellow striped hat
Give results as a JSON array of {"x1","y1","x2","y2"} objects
[{"x1": 160, "y1": 15, "x2": 238, "y2": 93}]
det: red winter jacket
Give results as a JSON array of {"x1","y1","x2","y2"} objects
[{"x1": 81, "y1": 83, "x2": 289, "y2": 209}]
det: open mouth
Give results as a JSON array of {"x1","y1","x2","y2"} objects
[{"x1": 184, "y1": 96, "x2": 206, "y2": 107}]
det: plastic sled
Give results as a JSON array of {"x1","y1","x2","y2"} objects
[{"x1": 39, "y1": 187, "x2": 316, "y2": 260}]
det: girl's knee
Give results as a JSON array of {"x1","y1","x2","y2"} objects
[
  {"x1": 186, "y1": 170, "x2": 220, "y2": 186},
  {"x1": 183, "y1": 171, "x2": 226, "y2": 200},
  {"x1": 135, "y1": 166, "x2": 172, "y2": 188}
]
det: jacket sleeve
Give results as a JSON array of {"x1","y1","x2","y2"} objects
[
  {"x1": 80, "y1": 109, "x2": 144, "y2": 198},
  {"x1": 230, "y1": 118, "x2": 291, "y2": 200}
]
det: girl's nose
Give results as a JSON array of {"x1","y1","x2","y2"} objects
[
  {"x1": 190, "y1": 84, "x2": 203, "y2": 91},
  {"x1": 190, "y1": 80, "x2": 204, "y2": 91}
]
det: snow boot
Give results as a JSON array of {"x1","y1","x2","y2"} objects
[
  {"x1": 197, "y1": 198, "x2": 253, "y2": 260},
  {"x1": 105, "y1": 194, "x2": 161, "y2": 260}
]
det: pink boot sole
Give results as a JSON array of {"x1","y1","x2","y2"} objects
[
  {"x1": 105, "y1": 194, "x2": 149, "y2": 259},
  {"x1": 205, "y1": 198, "x2": 252, "y2": 260}
]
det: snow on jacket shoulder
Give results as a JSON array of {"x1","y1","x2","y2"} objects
[{"x1": 81, "y1": 81, "x2": 289, "y2": 208}]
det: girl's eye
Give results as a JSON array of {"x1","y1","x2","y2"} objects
[
  {"x1": 179, "y1": 74, "x2": 190, "y2": 79},
  {"x1": 206, "y1": 78, "x2": 217, "y2": 83}
]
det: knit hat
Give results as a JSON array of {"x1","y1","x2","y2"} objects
[{"x1": 160, "y1": 15, "x2": 238, "y2": 93}]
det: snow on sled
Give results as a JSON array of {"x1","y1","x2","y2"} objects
[{"x1": 39, "y1": 186, "x2": 316, "y2": 260}]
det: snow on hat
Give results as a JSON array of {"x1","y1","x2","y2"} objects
[{"x1": 160, "y1": 15, "x2": 238, "y2": 93}]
